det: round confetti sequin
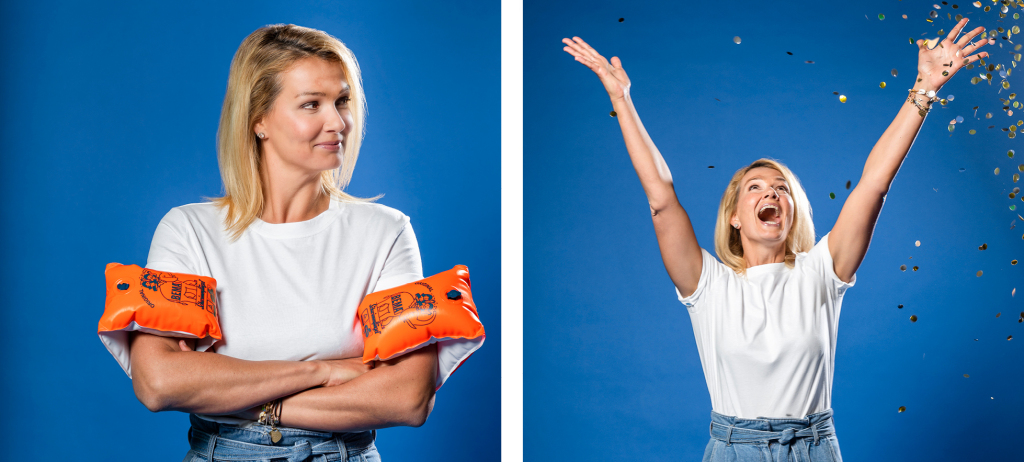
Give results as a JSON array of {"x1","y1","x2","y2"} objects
[
  {"x1": 1010, "y1": 150, "x2": 1016, "y2": 158},
  {"x1": 970, "y1": 129, "x2": 977, "y2": 134},
  {"x1": 1015, "y1": 173, "x2": 1020, "y2": 182},
  {"x1": 878, "y1": 14, "x2": 884, "y2": 20},
  {"x1": 964, "y1": 374, "x2": 970, "y2": 378},
  {"x1": 1009, "y1": 335, "x2": 1014, "y2": 341},
  {"x1": 880, "y1": 82, "x2": 886, "y2": 89},
  {"x1": 943, "y1": 71, "x2": 949, "y2": 76},
  {"x1": 948, "y1": 95, "x2": 955, "y2": 101},
  {"x1": 846, "y1": 180, "x2": 851, "y2": 189},
  {"x1": 977, "y1": 270, "x2": 984, "y2": 277},
  {"x1": 910, "y1": 315, "x2": 918, "y2": 322},
  {"x1": 980, "y1": 243, "x2": 988, "y2": 250},
  {"x1": 956, "y1": 116, "x2": 964, "y2": 123},
  {"x1": 733, "y1": 36, "x2": 741, "y2": 44},
  {"x1": 610, "y1": 111, "x2": 617, "y2": 117},
  {"x1": 986, "y1": 112, "x2": 993, "y2": 119},
  {"x1": 1004, "y1": 81, "x2": 1011, "y2": 90},
  {"x1": 1013, "y1": 260, "x2": 1018, "y2": 265},
  {"x1": 901, "y1": 264, "x2": 907, "y2": 271},
  {"x1": 930, "y1": 10, "x2": 938, "y2": 18},
  {"x1": 898, "y1": 406, "x2": 906, "y2": 413},
  {"x1": 915, "y1": 240, "x2": 921, "y2": 247},
  {"x1": 997, "y1": 168, "x2": 1002, "y2": 175},
  {"x1": 997, "y1": 312, "x2": 1002, "y2": 318},
  {"x1": 839, "y1": 95, "x2": 847, "y2": 103},
  {"x1": 898, "y1": 304, "x2": 904, "y2": 309},
  {"x1": 949, "y1": 124, "x2": 955, "y2": 132},
  {"x1": 829, "y1": 192, "x2": 835, "y2": 199},
  {"x1": 619, "y1": 17, "x2": 624, "y2": 22},
  {"x1": 892, "y1": 69, "x2": 898, "y2": 77}
]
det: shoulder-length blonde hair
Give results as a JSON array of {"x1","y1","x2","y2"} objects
[
  {"x1": 714, "y1": 158, "x2": 815, "y2": 273},
  {"x1": 210, "y1": 24, "x2": 370, "y2": 241}
]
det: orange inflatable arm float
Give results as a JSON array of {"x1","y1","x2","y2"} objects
[
  {"x1": 98, "y1": 263, "x2": 222, "y2": 377},
  {"x1": 359, "y1": 265, "x2": 484, "y2": 390}
]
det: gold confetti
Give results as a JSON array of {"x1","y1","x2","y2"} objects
[
  {"x1": 997, "y1": 312, "x2": 1002, "y2": 317},
  {"x1": 915, "y1": 240, "x2": 921, "y2": 246},
  {"x1": 970, "y1": 129, "x2": 977, "y2": 134},
  {"x1": 980, "y1": 243, "x2": 988, "y2": 250},
  {"x1": 839, "y1": 95, "x2": 847, "y2": 103},
  {"x1": 977, "y1": 270, "x2": 984, "y2": 277},
  {"x1": 898, "y1": 406, "x2": 906, "y2": 413},
  {"x1": 610, "y1": 111, "x2": 617, "y2": 117},
  {"x1": 913, "y1": 266, "x2": 919, "y2": 271},
  {"x1": 1012, "y1": 260, "x2": 1018, "y2": 265},
  {"x1": 1009, "y1": 335, "x2": 1014, "y2": 341},
  {"x1": 964, "y1": 374, "x2": 970, "y2": 378},
  {"x1": 910, "y1": 315, "x2": 918, "y2": 322},
  {"x1": 733, "y1": 36, "x2": 741, "y2": 44},
  {"x1": 880, "y1": 82, "x2": 886, "y2": 88}
]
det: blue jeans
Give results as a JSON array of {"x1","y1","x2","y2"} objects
[
  {"x1": 702, "y1": 409, "x2": 842, "y2": 462},
  {"x1": 183, "y1": 414, "x2": 380, "y2": 462}
]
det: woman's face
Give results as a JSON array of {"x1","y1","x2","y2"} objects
[
  {"x1": 730, "y1": 167, "x2": 795, "y2": 247},
  {"x1": 255, "y1": 57, "x2": 354, "y2": 178}
]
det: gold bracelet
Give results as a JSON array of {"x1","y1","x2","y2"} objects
[{"x1": 906, "y1": 89, "x2": 938, "y2": 117}]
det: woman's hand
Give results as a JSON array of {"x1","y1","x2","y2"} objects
[
  {"x1": 319, "y1": 358, "x2": 374, "y2": 387},
  {"x1": 916, "y1": 18, "x2": 992, "y2": 91},
  {"x1": 562, "y1": 36, "x2": 631, "y2": 102}
]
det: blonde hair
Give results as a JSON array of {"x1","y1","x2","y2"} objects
[
  {"x1": 714, "y1": 158, "x2": 815, "y2": 273},
  {"x1": 210, "y1": 24, "x2": 370, "y2": 241}
]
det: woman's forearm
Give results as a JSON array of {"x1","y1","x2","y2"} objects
[
  {"x1": 612, "y1": 95, "x2": 679, "y2": 212},
  {"x1": 129, "y1": 333, "x2": 328, "y2": 415},
  {"x1": 858, "y1": 76, "x2": 936, "y2": 194},
  {"x1": 278, "y1": 344, "x2": 438, "y2": 432}
]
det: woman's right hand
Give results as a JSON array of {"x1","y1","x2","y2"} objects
[
  {"x1": 562, "y1": 36, "x2": 631, "y2": 102},
  {"x1": 319, "y1": 358, "x2": 374, "y2": 387}
]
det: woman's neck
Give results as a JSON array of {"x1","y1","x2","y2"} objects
[
  {"x1": 259, "y1": 165, "x2": 330, "y2": 224},
  {"x1": 740, "y1": 238, "x2": 787, "y2": 268}
]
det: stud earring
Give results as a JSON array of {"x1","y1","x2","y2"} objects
[{"x1": 257, "y1": 132, "x2": 266, "y2": 139}]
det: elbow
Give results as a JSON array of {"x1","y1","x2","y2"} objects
[
  {"x1": 401, "y1": 387, "x2": 435, "y2": 427},
  {"x1": 131, "y1": 371, "x2": 173, "y2": 413}
]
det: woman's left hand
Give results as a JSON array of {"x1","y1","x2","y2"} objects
[{"x1": 916, "y1": 18, "x2": 992, "y2": 91}]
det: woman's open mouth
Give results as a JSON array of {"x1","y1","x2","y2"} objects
[{"x1": 757, "y1": 203, "x2": 781, "y2": 226}]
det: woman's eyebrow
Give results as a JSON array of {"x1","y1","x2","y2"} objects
[{"x1": 294, "y1": 85, "x2": 351, "y2": 98}]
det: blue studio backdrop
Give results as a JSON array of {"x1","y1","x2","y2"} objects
[
  {"x1": 0, "y1": 1, "x2": 499, "y2": 460},
  {"x1": 526, "y1": 0, "x2": 1021, "y2": 460}
]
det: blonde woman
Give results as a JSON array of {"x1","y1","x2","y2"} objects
[
  {"x1": 563, "y1": 18, "x2": 989, "y2": 462},
  {"x1": 127, "y1": 25, "x2": 436, "y2": 461}
]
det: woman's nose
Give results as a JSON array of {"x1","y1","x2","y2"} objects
[{"x1": 325, "y1": 108, "x2": 347, "y2": 133}]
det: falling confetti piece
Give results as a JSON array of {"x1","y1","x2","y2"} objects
[
  {"x1": 997, "y1": 313, "x2": 1002, "y2": 317},
  {"x1": 1010, "y1": 150, "x2": 1016, "y2": 158},
  {"x1": 806, "y1": 60, "x2": 815, "y2": 64},
  {"x1": 1012, "y1": 205, "x2": 1018, "y2": 211},
  {"x1": 970, "y1": 129, "x2": 977, "y2": 134},
  {"x1": 878, "y1": 14, "x2": 885, "y2": 20},
  {"x1": 839, "y1": 95, "x2": 847, "y2": 103},
  {"x1": 1009, "y1": 335, "x2": 1014, "y2": 341},
  {"x1": 977, "y1": 270, "x2": 984, "y2": 277},
  {"x1": 829, "y1": 192, "x2": 836, "y2": 199},
  {"x1": 910, "y1": 315, "x2": 918, "y2": 322},
  {"x1": 898, "y1": 406, "x2": 906, "y2": 413},
  {"x1": 610, "y1": 111, "x2": 617, "y2": 117},
  {"x1": 1012, "y1": 260, "x2": 1018, "y2": 265},
  {"x1": 1015, "y1": 174, "x2": 1020, "y2": 182},
  {"x1": 892, "y1": 69, "x2": 898, "y2": 77},
  {"x1": 880, "y1": 82, "x2": 886, "y2": 88},
  {"x1": 901, "y1": 264, "x2": 907, "y2": 271},
  {"x1": 619, "y1": 17, "x2": 624, "y2": 22},
  {"x1": 964, "y1": 374, "x2": 970, "y2": 378},
  {"x1": 846, "y1": 180, "x2": 851, "y2": 190},
  {"x1": 913, "y1": 266, "x2": 919, "y2": 271},
  {"x1": 898, "y1": 304, "x2": 904, "y2": 309},
  {"x1": 948, "y1": 95, "x2": 955, "y2": 101},
  {"x1": 980, "y1": 243, "x2": 988, "y2": 250},
  {"x1": 903, "y1": 14, "x2": 908, "y2": 19},
  {"x1": 915, "y1": 240, "x2": 921, "y2": 246},
  {"x1": 959, "y1": 167, "x2": 967, "y2": 172},
  {"x1": 949, "y1": 124, "x2": 956, "y2": 132},
  {"x1": 708, "y1": 166, "x2": 714, "y2": 169},
  {"x1": 786, "y1": 51, "x2": 793, "y2": 55},
  {"x1": 733, "y1": 36, "x2": 741, "y2": 44}
]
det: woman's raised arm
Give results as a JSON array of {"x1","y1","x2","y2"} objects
[
  {"x1": 562, "y1": 37, "x2": 703, "y2": 296},
  {"x1": 829, "y1": 19, "x2": 990, "y2": 282}
]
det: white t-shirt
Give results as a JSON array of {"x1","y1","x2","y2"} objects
[
  {"x1": 677, "y1": 233, "x2": 854, "y2": 419},
  {"x1": 145, "y1": 199, "x2": 422, "y2": 423}
]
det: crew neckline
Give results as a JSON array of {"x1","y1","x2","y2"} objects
[
  {"x1": 248, "y1": 199, "x2": 341, "y2": 239},
  {"x1": 744, "y1": 261, "x2": 789, "y2": 277}
]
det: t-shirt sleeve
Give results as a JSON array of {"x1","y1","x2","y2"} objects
[
  {"x1": 806, "y1": 232, "x2": 855, "y2": 296},
  {"x1": 146, "y1": 208, "x2": 200, "y2": 275},
  {"x1": 371, "y1": 219, "x2": 424, "y2": 292},
  {"x1": 676, "y1": 248, "x2": 727, "y2": 312}
]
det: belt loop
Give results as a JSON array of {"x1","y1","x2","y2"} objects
[
  {"x1": 336, "y1": 435, "x2": 349, "y2": 459},
  {"x1": 812, "y1": 422, "x2": 820, "y2": 446},
  {"x1": 725, "y1": 426, "x2": 733, "y2": 446},
  {"x1": 204, "y1": 430, "x2": 218, "y2": 457},
  {"x1": 709, "y1": 422, "x2": 713, "y2": 436}
]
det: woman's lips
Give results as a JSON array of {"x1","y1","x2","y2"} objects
[{"x1": 316, "y1": 141, "x2": 342, "y2": 151}]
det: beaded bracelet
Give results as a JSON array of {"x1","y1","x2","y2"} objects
[
  {"x1": 259, "y1": 399, "x2": 283, "y2": 443},
  {"x1": 907, "y1": 88, "x2": 940, "y2": 117}
]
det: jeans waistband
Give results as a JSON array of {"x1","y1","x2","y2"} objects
[
  {"x1": 709, "y1": 409, "x2": 835, "y2": 446},
  {"x1": 188, "y1": 414, "x2": 375, "y2": 461}
]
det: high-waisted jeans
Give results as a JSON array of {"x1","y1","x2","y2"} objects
[
  {"x1": 182, "y1": 414, "x2": 380, "y2": 462},
  {"x1": 702, "y1": 409, "x2": 842, "y2": 462}
]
